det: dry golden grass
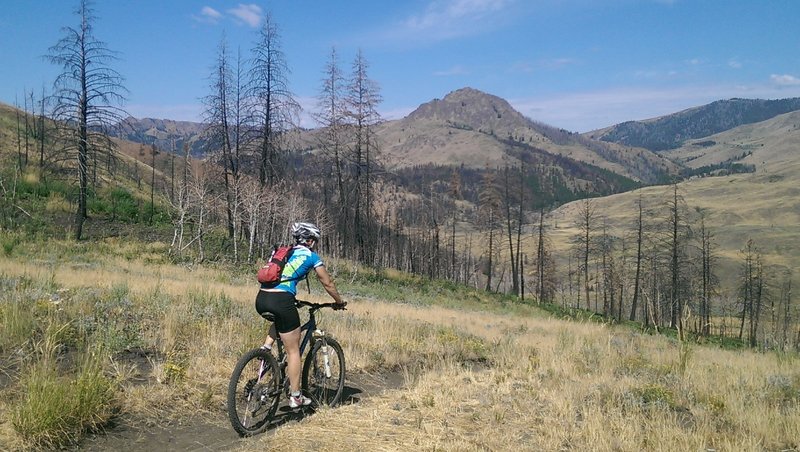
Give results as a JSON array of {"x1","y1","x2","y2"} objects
[
  {"x1": 664, "y1": 110, "x2": 800, "y2": 172},
  {"x1": 546, "y1": 156, "x2": 800, "y2": 292},
  {"x1": 2, "y1": 242, "x2": 798, "y2": 451},
  {"x1": 250, "y1": 300, "x2": 800, "y2": 451}
]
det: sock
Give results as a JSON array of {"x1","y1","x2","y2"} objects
[
  {"x1": 291, "y1": 391, "x2": 301, "y2": 398},
  {"x1": 261, "y1": 344, "x2": 272, "y2": 350}
]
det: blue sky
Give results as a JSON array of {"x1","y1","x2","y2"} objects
[{"x1": 1, "y1": 0, "x2": 799, "y2": 132}]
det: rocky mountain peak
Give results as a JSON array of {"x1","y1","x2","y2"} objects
[{"x1": 407, "y1": 87, "x2": 525, "y2": 127}]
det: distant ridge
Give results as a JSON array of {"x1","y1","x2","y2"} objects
[
  {"x1": 115, "y1": 116, "x2": 207, "y2": 156},
  {"x1": 377, "y1": 87, "x2": 677, "y2": 184},
  {"x1": 590, "y1": 97, "x2": 800, "y2": 151}
]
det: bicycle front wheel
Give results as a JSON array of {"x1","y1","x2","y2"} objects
[
  {"x1": 227, "y1": 348, "x2": 280, "y2": 437},
  {"x1": 302, "y1": 337, "x2": 346, "y2": 408}
]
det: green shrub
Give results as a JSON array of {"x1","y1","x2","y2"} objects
[
  {"x1": 630, "y1": 384, "x2": 676, "y2": 409},
  {"x1": 88, "y1": 187, "x2": 140, "y2": 223},
  {"x1": 15, "y1": 175, "x2": 73, "y2": 200},
  {"x1": 89, "y1": 284, "x2": 145, "y2": 354},
  {"x1": 2, "y1": 234, "x2": 19, "y2": 256},
  {"x1": 17, "y1": 177, "x2": 50, "y2": 198}
]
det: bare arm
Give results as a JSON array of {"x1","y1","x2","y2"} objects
[{"x1": 314, "y1": 265, "x2": 344, "y2": 304}]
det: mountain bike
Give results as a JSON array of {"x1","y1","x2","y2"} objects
[{"x1": 227, "y1": 300, "x2": 347, "y2": 437}]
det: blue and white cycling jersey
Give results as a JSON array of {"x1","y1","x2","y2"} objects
[{"x1": 271, "y1": 245, "x2": 323, "y2": 295}]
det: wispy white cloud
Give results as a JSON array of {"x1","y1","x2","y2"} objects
[
  {"x1": 192, "y1": 6, "x2": 223, "y2": 25},
  {"x1": 192, "y1": 4, "x2": 262, "y2": 27},
  {"x1": 389, "y1": 0, "x2": 514, "y2": 43},
  {"x1": 201, "y1": 6, "x2": 222, "y2": 20},
  {"x1": 728, "y1": 58, "x2": 742, "y2": 69},
  {"x1": 406, "y1": 0, "x2": 510, "y2": 29},
  {"x1": 771, "y1": 74, "x2": 800, "y2": 86},
  {"x1": 509, "y1": 82, "x2": 800, "y2": 133},
  {"x1": 227, "y1": 4, "x2": 263, "y2": 28}
]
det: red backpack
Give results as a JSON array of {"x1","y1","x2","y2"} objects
[{"x1": 257, "y1": 245, "x2": 294, "y2": 287}]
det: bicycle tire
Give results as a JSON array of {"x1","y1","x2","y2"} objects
[
  {"x1": 227, "y1": 348, "x2": 281, "y2": 437},
  {"x1": 302, "y1": 336, "x2": 346, "y2": 408}
]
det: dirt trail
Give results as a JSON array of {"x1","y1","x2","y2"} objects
[{"x1": 74, "y1": 371, "x2": 405, "y2": 451}]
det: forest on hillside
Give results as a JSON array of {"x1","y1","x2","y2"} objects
[{"x1": 597, "y1": 97, "x2": 800, "y2": 151}]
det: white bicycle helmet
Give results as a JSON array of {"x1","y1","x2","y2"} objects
[{"x1": 291, "y1": 222, "x2": 321, "y2": 242}]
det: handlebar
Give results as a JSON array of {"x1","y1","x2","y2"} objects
[{"x1": 295, "y1": 300, "x2": 347, "y2": 311}]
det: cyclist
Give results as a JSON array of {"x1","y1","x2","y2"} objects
[{"x1": 255, "y1": 222, "x2": 346, "y2": 408}]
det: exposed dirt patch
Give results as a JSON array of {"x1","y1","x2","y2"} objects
[
  {"x1": 74, "y1": 369, "x2": 406, "y2": 451},
  {"x1": 74, "y1": 415, "x2": 239, "y2": 452},
  {"x1": 113, "y1": 347, "x2": 161, "y2": 386}
]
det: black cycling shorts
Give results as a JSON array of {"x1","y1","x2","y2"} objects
[{"x1": 255, "y1": 290, "x2": 300, "y2": 334}]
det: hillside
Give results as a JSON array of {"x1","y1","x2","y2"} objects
[
  {"x1": 115, "y1": 117, "x2": 208, "y2": 157},
  {"x1": 547, "y1": 111, "x2": 800, "y2": 291},
  {"x1": 376, "y1": 88, "x2": 677, "y2": 184},
  {"x1": 292, "y1": 88, "x2": 681, "y2": 211},
  {"x1": 661, "y1": 109, "x2": 800, "y2": 172},
  {"x1": 0, "y1": 101, "x2": 209, "y2": 241},
  {"x1": 589, "y1": 97, "x2": 800, "y2": 151},
  {"x1": 113, "y1": 89, "x2": 678, "y2": 191}
]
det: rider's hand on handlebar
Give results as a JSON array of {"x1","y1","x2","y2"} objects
[{"x1": 334, "y1": 301, "x2": 347, "y2": 310}]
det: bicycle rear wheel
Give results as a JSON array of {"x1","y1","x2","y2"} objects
[
  {"x1": 302, "y1": 337, "x2": 345, "y2": 407},
  {"x1": 227, "y1": 348, "x2": 280, "y2": 436}
]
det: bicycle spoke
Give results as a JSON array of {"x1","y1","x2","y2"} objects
[
  {"x1": 302, "y1": 338, "x2": 345, "y2": 407},
  {"x1": 227, "y1": 349, "x2": 280, "y2": 436}
]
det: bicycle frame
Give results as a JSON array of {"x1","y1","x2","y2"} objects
[{"x1": 272, "y1": 300, "x2": 337, "y2": 383}]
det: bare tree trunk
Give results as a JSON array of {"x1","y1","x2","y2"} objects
[
  {"x1": 574, "y1": 199, "x2": 596, "y2": 311},
  {"x1": 346, "y1": 49, "x2": 382, "y2": 263},
  {"x1": 150, "y1": 144, "x2": 157, "y2": 224},
  {"x1": 630, "y1": 196, "x2": 644, "y2": 321},
  {"x1": 750, "y1": 254, "x2": 764, "y2": 347},
  {"x1": 515, "y1": 165, "x2": 525, "y2": 297},
  {"x1": 47, "y1": 0, "x2": 127, "y2": 240},
  {"x1": 38, "y1": 86, "x2": 47, "y2": 170},
  {"x1": 24, "y1": 91, "x2": 31, "y2": 168},
  {"x1": 249, "y1": 13, "x2": 298, "y2": 188},
  {"x1": 486, "y1": 209, "x2": 494, "y2": 292},
  {"x1": 782, "y1": 273, "x2": 792, "y2": 349},
  {"x1": 503, "y1": 166, "x2": 519, "y2": 296},
  {"x1": 15, "y1": 96, "x2": 23, "y2": 169},
  {"x1": 739, "y1": 239, "x2": 757, "y2": 342}
]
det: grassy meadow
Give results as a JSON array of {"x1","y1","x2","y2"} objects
[
  {"x1": 546, "y1": 155, "x2": 800, "y2": 293},
  {"x1": 1, "y1": 235, "x2": 798, "y2": 451}
]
